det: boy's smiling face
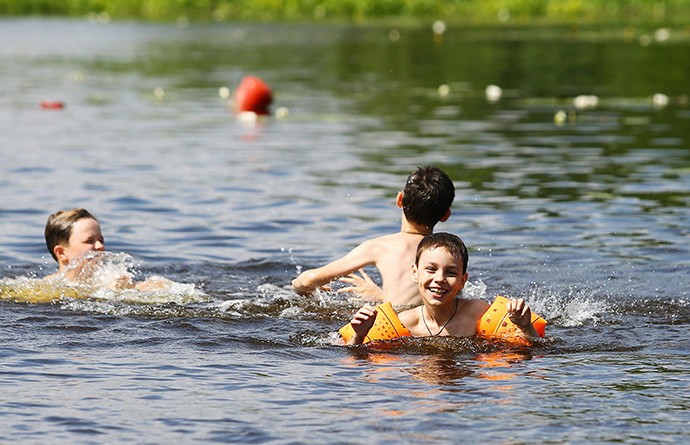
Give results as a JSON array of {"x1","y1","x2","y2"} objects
[{"x1": 412, "y1": 246, "x2": 468, "y2": 306}]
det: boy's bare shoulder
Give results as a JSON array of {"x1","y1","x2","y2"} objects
[
  {"x1": 361, "y1": 232, "x2": 423, "y2": 251},
  {"x1": 458, "y1": 298, "x2": 491, "y2": 320},
  {"x1": 398, "y1": 305, "x2": 421, "y2": 331},
  {"x1": 363, "y1": 232, "x2": 405, "y2": 243}
]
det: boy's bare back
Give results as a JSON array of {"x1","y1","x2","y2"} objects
[
  {"x1": 292, "y1": 231, "x2": 425, "y2": 306},
  {"x1": 292, "y1": 166, "x2": 455, "y2": 306},
  {"x1": 365, "y1": 232, "x2": 427, "y2": 306}
]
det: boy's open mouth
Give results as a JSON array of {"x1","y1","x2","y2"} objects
[{"x1": 428, "y1": 286, "x2": 448, "y2": 298}]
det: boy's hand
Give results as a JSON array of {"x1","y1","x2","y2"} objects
[
  {"x1": 134, "y1": 276, "x2": 173, "y2": 291},
  {"x1": 506, "y1": 298, "x2": 531, "y2": 327},
  {"x1": 349, "y1": 305, "x2": 378, "y2": 344},
  {"x1": 506, "y1": 298, "x2": 539, "y2": 338},
  {"x1": 337, "y1": 269, "x2": 383, "y2": 301},
  {"x1": 63, "y1": 251, "x2": 105, "y2": 283},
  {"x1": 110, "y1": 274, "x2": 135, "y2": 290}
]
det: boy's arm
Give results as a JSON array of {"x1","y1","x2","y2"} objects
[
  {"x1": 347, "y1": 305, "x2": 378, "y2": 345},
  {"x1": 292, "y1": 240, "x2": 379, "y2": 296},
  {"x1": 134, "y1": 276, "x2": 174, "y2": 291},
  {"x1": 507, "y1": 298, "x2": 539, "y2": 338}
]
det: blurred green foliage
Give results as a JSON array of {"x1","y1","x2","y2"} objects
[{"x1": 0, "y1": 0, "x2": 688, "y2": 24}]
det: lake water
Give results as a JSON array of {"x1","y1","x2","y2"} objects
[{"x1": 1, "y1": 17, "x2": 689, "y2": 443}]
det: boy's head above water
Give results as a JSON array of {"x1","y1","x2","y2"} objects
[
  {"x1": 401, "y1": 166, "x2": 455, "y2": 230},
  {"x1": 43, "y1": 208, "x2": 175, "y2": 291},
  {"x1": 413, "y1": 233, "x2": 469, "y2": 304},
  {"x1": 415, "y1": 232, "x2": 468, "y2": 275},
  {"x1": 45, "y1": 208, "x2": 105, "y2": 267}
]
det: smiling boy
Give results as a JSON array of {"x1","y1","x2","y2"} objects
[{"x1": 346, "y1": 233, "x2": 538, "y2": 344}]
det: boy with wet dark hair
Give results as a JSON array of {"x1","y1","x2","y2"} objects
[
  {"x1": 401, "y1": 166, "x2": 456, "y2": 230},
  {"x1": 292, "y1": 166, "x2": 455, "y2": 306},
  {"x1": 345, "y1": 233, "x2": 538, "y2": 344}
]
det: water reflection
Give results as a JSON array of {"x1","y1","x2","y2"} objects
[
  {"x1": 406, "y1": 355, "x2": 473, "y2": 385},
  {"x1": 474, "y1": 350, "x2": 532, "y2": 382},
  {"x1": 341, "y1": 339, "x2": 535, "y2": 388}
]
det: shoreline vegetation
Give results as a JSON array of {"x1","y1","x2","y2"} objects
[{"x1": 1, "y1": 0, "x2": 690, "y2": 25}]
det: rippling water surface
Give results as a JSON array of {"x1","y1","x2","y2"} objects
[{"x1": 1, "y1": 18, "x2": 689, "y2": 443}]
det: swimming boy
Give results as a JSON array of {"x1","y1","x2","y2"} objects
[
  {"x1": 45, "y1": 208, "x2": 105, "y2": 280},
  {"x1": 44, "y1": 208, "x2": 170, "y2": 290},
  {"x1": 292, "y1": 166, "x2": 455, "y2": 306},
  {"x1": 345, "y1": 233, "x2": 538, "y2": 344}
]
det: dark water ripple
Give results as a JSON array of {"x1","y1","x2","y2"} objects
[{"x1": 1, "y1": 18, "x2": 689, "y2": 444}]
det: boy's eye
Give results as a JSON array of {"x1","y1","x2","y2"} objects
[{"x1": 443, "y1": 267, "x2": 459, "y2": 276}]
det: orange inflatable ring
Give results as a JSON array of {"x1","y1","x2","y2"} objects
[
  {"x1": 477, "y1": 295, "x2": 547, "y2": 339},
  {"x1": 339, "y1": 302, "x2": 411, "y2": 344}
]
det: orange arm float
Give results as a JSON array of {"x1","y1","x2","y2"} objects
[
  {"x1": 339, "y1": 302, "x2": 411, "y2": 344},
  {"x1": 477, "y1": 295, "x2": 547, "y2": 339}
]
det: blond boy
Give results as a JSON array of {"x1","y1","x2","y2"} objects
[{"x1": 44, "y1": 208, "x2": 169, "y2": 290}]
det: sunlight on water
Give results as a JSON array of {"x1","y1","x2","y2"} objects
[
  {"x1": 0, "y1": 18, "x2": 688, "y2": 444},
  {"x1": 0, "y1": 276, "x2": 83, "y2": 304}
]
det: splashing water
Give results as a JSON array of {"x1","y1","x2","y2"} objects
[
  {"x1": 1, "y1": 251, "x2": 206, "y2": 307},
  {"x1": 463, "y1": 279, "x2": 489, "y2": 300},
  {"x1": 463, "y1": 279, "x2": 608, "y2": 328},
  {"x1": 524, "y1": 285, "x2": 610, "y2": 327}
]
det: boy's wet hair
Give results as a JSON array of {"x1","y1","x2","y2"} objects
[
  {"x1": 402, "y1": 166, "x2": 455, "y2": 229},
  {"x1": 415, "y1": 232, "x2": 468, "y2": 274},
  {"x1": 45, "y1": 208, "x2": 98, "y2": 262}
]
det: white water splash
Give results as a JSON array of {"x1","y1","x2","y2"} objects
[
  {"x1": 463, "y1": 279, "x2": 609, "y2": 327},
  {"x1": 463, "y1": 279, "x2": 488, "y2": 300},
  {"x1": 216, "y1": 283, "x2": 303, "y2": 316},
  {"x1": 525, "y1": 287, "x2": 610, "y2": 327},
  {"x1": 2, "y1": 252, "x2": 206, "y2": 307}
]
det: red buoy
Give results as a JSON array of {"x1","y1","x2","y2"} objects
[
  {"x1": 233, "y1": 76, "x2": 272, "y2": 115},
  {"x1": 40, "y1": 100, "x2": 65, "y2": 110}
]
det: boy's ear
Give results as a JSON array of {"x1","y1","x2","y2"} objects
[
  {"x1": 440, "y1": 208, "x2": 451, "y2": 222},
  {"x1": 396, "y1": 191, "x2": 404, "y2": 208},
  {"x1": 54, "y1": 245, "x2": 67, "y2": 264},
  {"x1": 411, "y1": 263, "x2": 419, "y2": 282}
]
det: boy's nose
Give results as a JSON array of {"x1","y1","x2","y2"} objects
[
  {"x1": 95, "y1": 241, "x2": 105, "y2": 251},
  {"x1": 433, "y1": 271, "x2": 446, "y2": 282}
]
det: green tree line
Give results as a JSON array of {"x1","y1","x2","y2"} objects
[{"x1": 0, "y1": 0, "x2": 688, "y2": 23}]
